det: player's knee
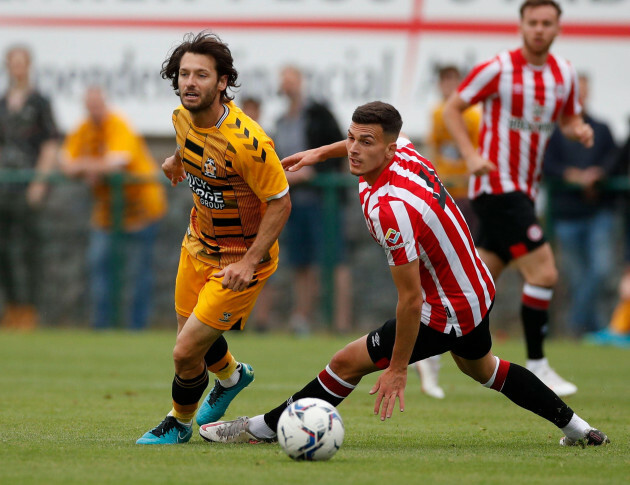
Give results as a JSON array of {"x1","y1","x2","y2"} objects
[
  {"x1": 328, "y1": 348, "x2": 361, "y2": 382},
  {"x1": 546, "y1": 266, "x2": 559, "y2": 287},
  {"x1": 528, "y1": 266, "x2": 558, "y2": 288},
  {"x1": 329, "y1": 349, "x2": 350, "y2": 376},
  {"x1": 453, "y1": 357, "x2": 480, "y2": 382},
  {"x1": 453, "y1": 353, "x2": 495, "y2": 384},
  {"x1": 172, "y1": 343, "x2": 197, "y2": 371}
]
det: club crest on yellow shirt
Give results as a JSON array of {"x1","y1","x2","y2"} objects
[{"x1": 203, "y1": 157, "x2": 217, "y2": 178}]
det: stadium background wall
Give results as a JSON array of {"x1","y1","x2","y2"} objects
[{"x1": 0, "y1": 0, "x2": 629, "y2": 140}]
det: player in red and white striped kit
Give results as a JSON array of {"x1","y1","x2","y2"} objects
[
  {"x1": 443, "y1": 0, "x2": 592, "y2": 396},
  {"x1": 200, "y1": 101, "x2": 608, "y2": 447}
]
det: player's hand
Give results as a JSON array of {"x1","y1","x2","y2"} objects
[
  {"x1": 162, "y1": 155, "x2": 186, "y2": 186},
  {"x1": 369, "y1": 367, "x2": 407, "y2": 421},
  {"x1": 574, "y1": 122, "x2": 594, "y2": 149},
  {"x1": 281, "y1": 148, "x2": 322, "y2": 172},
  {"x1": 285, "y1": 165, "x2": 316, "y2": 185},
  {"x1": 466, "y1": 154, "x2": 497, "y2": 177},
  {"x1": 212, "y1": 260, "x2": 255, "y2": 292}
]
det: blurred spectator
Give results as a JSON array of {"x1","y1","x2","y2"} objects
[
  {"x1": 273, "y1": 65, "x2": 352, "y2": 334},
  {"x1": 61, "y1": 86, "x2": 167, "y2": 329},
  {"x1": 0, "y1": 45, "x2": 59, "y2": 330},
  {"x1": 543, "y1": 74, "x2": 618, "y2": 336},
  {"x1": 241, "y1": 96, "x2": 262, "y2": 124},
  {"x1": 587, "y1": 122, "x2": 630, "y2": 347},
  {"x1": 427, "y1": 65, "x2": 481, "y2": 236}
]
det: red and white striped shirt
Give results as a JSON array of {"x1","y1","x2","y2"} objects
[
  {"x1": 459, "y1": 48, "x2": 581, "y2": 200},
  {"x1": 359, "y1": 138, "x2": 496, "y2": 336}
]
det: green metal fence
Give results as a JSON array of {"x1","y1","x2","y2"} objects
[{"x1": 1, "y1": 168, "x2": 628, "y2": 328}]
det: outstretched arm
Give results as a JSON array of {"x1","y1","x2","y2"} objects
[
  {"x1": 281, "y1": 140, "x2": 348, "y2": 172},
  {"x1": 370, "y1": 259, "x2": 422, "y2": 421}
]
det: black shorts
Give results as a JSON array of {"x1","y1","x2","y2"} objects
[
  {"x1": 366, "y1": 311, "x2": 493, "y2": 367},
  {"x1": 471, "y1": 192, "x2": 546, "y2": 263}
]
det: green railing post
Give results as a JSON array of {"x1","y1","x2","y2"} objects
[
  {"x1": 109, "y1": 172, "x2": 125, "y2": 329},
  {"x1": 320, "y1": 173, "x2": 338, "y2": 327},
  {"x1": 311, "y1": 172, "x2": 355, "y2": 328}
]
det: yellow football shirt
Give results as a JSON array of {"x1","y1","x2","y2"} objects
[{"x1": 173, "y1": 101, "x2": 289, "y2": 269}]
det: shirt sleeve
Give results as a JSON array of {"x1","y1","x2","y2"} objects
[
  {"x1": 369, "y1": 199, "x2": 419, "y2": 266},
  {"x1": 232, "y1": 134, "x2": 289, "y2": 202},
  {"x1": 458, "y1": 58, "x2": 501, "y2": 106}
]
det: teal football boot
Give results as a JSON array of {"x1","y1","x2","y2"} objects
[
  {"x1": 136, "y1": 416, "x2": 192, "y2": 445},
  {"x1": 196, "y1": 363, "x2": 255, "y2": 426}
]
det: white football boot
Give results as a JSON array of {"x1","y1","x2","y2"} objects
[
  {"x1": 415, "y1": 355, "x2": 445, "y2": 399},
  {"x1": 560, "y1": 428, "x2": 610, "y2": 447},
  {"x1": 526, "y1": 358, "x2": 577, "y2": 397}
]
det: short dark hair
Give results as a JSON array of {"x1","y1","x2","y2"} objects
[
  {"x1": 161, "y1": 31, "x2": 239, "y2": 103},
  {"x1": 438, "y1": 65, "x2": 461, "y2": 80},
  {"x1": 352, "y1": 102, "x2": 403, "y2": 139},
  {"x1": 519, "y1": 0, "x2": 562, "y2": 18}
]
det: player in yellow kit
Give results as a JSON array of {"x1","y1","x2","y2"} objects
[{"x1": 137, "y1": 31, "x2": 291, "y2": 444}]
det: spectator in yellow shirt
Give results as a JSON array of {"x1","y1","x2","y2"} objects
[{"x1": 61, "y1": 86, "x2": 167, "y2": 329}]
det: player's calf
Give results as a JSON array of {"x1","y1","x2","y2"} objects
[{"x1": 481, "y1": 355, "x2": 608, "y2": 447}]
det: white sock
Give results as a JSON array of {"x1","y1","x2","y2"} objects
[
  {"x1": 219, "y1": 363, "x2": 241, "y2": 388},
  {"x1": 526, "y1": 357, "x2": 548, "y2": 370},
  {"x1": 561, "y1": 413, "x2": 590, "y2": 441},
  {"x1": 248, "y1": 414, "x2": 277, "y2": 439}
]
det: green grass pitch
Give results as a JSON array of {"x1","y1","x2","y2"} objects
[{"x1": 1, "y1": 329, "x2": 628, "y2": 485}]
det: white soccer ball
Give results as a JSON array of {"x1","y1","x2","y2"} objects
[{"x1": 277, "y1": 398, "x2": 345, "y2": 461}]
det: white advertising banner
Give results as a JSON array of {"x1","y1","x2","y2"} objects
[{"x1": 1, "y1": 0, "x2": 629, "y2": 139}]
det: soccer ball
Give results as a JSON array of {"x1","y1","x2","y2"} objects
[{"x1": 277, "y1": 398, "x2": 345, "y2": 461}]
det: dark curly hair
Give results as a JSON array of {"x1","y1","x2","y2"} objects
[{"x1": 161, "y1": 31, "x2": 239, "y2": 103}]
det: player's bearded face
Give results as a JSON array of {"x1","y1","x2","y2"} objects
[
  {"x1": 520, "y1": 5, "x2": 560, "y2": 57},
  {"x1": 180, "y1": 79, "x2": 221, "y2": 113},
  {"x1": 178, "y1": 52, "x2": 226, "y2": 113}
]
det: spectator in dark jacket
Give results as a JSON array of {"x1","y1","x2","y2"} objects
[
  {"x1": 587, "y1": 120, "x2": 630, "y2": 347},
  {"x1": 0, "y1": 45, "x2": 59, "y2": 329},
  {"x1": 543, "y1": 73, "x2": 618, "y2": 336},
  {"x1": 273, "y1": 65, "x2": 352, "y2": 334}
]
